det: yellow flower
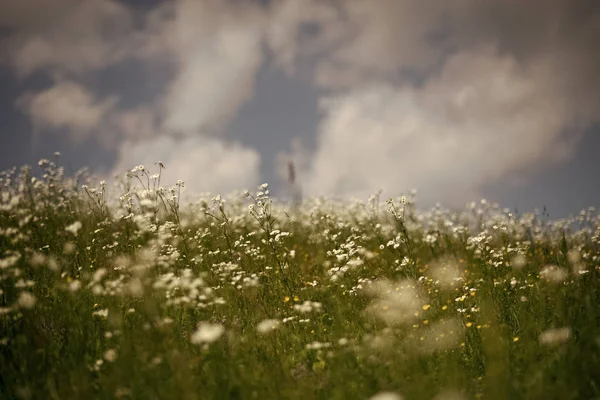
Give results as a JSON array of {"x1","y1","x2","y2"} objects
[
  {"x1": 513, "y1": 337, "x2": 519, "y2": 342},
  {"x1": 422, "y1": 304, "x2": 431, "y2": 310},
  {"x1": 284, "y1": 296, "x2": 290, "y2": 303}
]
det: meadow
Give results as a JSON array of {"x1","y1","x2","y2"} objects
[{"x1": 1, "y1": 158, "x2": 599, "y2": 400}]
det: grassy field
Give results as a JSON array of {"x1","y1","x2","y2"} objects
[{"x1": 1, "y1": 159, "x2": 599, "y2": 400}]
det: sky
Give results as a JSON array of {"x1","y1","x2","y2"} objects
[{"x1": 0, "y1": 0, "x2": 599, "y2": 218}]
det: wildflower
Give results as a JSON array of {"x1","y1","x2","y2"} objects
[
  {"x1": 65, "y1": 221, "x2": 83, "y2": 236},
  {"x1": 17, "y1": 292, "x2": 36, "y2": 309},
  {"x1": 540, "y1": 265, "x2": 567, "y2": 283},
  {"x1": 567, "y1": 249, "x2": 581, "y2": 264},
  {"x1": 365, "y1": 279, "x2": 425, "y2": 326},
  {"x1": 93, "y1": 309, "x2": 109, "y2": 318},
  {"x1": 539, "y1": 327, "x2": 571, "y2": 346},
  {"x1": 429, "y1": 256, "x2": 462, "y2": 287},
  {"x1": 257, "y1": 319, "x2": 280, "y2": 334},
  {"x1": 0, "y1": 253, "x2": 21, "y2": 269},
  {"x1": 30, "y1": 252, "x2": 45, "y2": 267},
  {"x1": 369, "y1": 392, "x2": 404, "y2": 400},
  {"x1": 104, "y1": 349, "x2": 118, "y2": 362},
  {"x1": 294, "y1": 301, "x2": 323, "y2": 313},
  {"x1": 127, "y1": 278, "x2": 144, "y2": 297},
  {"x1": 190, "y1": 322, "x2": 224, "y2": 345},
  {"x1": 63, "y1": 242, "x2": 76, "y2": 255},
  {"x1": 305, "y1": 341, "x2": 331, "y2": 350},
  {"x1": 511, "y1": 254, "x2": 527, "y2": 269},
  {"x1": 416, "y1": 319, "x2": 464, "y2": 354}
]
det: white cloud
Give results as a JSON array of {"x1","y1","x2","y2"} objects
[
  {"x1": 5, "y1": 0, "x2": 271, "y2": 186},
  {"x1": 16, "y1": 80, "x2": 118, "y2": 143},
  {"x1": 264, "y1": 0, "x2": 600, "y2": 206},
  {"x1": 304, "y1": 47, "x2": 581, "y2": 207},
  {"x1": 3, "y1": 0, "x2": 136, "y2": 77},
  {"x1": 110, "y1": 107, "x2": 160, "y2": 141},
  {"x1": 266, "y1": 0, "x2": 343, "y2": 76},
  {"x1": 0, "y1": 0, "x2": 74, "y2": 30},
  {"x1": 160, "y1": 0, "x2": 266, "y2": 136},
  {"x1": 111, "y1": 135, "x2": 260, "y2": 196},
  {"x1": 322, "y1": 0, "x2": 444, "y2": 82}
]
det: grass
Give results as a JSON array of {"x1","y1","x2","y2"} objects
[{"x1": 0, "y1": 159, "x2": 599, "y2": 400}]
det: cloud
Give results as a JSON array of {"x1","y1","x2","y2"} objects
[
  {"x1": 110, "y1": 107, "x2": 160, "y2": 141},
  {"x1": 265, "y1": 0, "x2": 600, "y2": 206},
  {"x1": 317, "y1": 0, "x2": 446, "y2": 85},
  {"x1": 0, "y1": 0, "x2": 74, "y2": 30},
  {"x1": 266, "y1": 0, "x2": 344, "y2": 76},
  {"x1": 4, "y1": 0, "x2": 270, "y2": 193},
  {"x1": 110, "y1": 135, "x2": 261, "y2": 196},
  {"x1": 2, "y1": 0, "x2": 137, "y2": 77},
  {"x1": 281, "y1": 0, "x2": 600, "y2": 96},
  {"x1": 16, "y1": 80, "x2": 118, "y2": 144},
  {"x1": 5, "y1": 0, "x2": 270, "y2": 139},
  {"x1": 159, "y1": 0, "x2": 267, "y2": 136},
  {"x1": 303, "y1": 46, "x2": 583, "y2": 206}
]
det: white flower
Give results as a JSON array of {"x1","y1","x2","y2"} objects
[
  {"x1": 539, "y1": 327, "x2": 571, "y2": 346},
  {"x1": 63, "y1": 242, "x2": 76, "y2": 255},
  {"x1": 257, "y1": 319, "x2": 280, "y2": 334},
  {"x1": 104, "y1": 349, "x2": 118, "y2": 362},
  {"x1": 294, "y1": 301, "x2": 323, "y2": 313},
  {"x1": 511, "y1": 254, "x2": 527, "y2": 269},
  {"x1": 69, "y1": 280, "x2": 82, "y2": 292},
  {"x1": 567, "y1": 249, "x2": 581, "y2": 264},
  {"x1": 65, "y1": 221, "x2": 83, "y2": 236},
  {"x1": 369, "y1": 392, "x2": 404, "y2": 400},
  {"x1": 305, "y1": 341, "x2": 331, "y2": 350},
  {"x1": 190, "y1": 322, "x2": 224, "y2": 345},
  {"x1": 18, "y1": 292, "x2": 36, "y2": 309},
  {"x1": 540, "y1": 265, "x2": 567, "y2": 283},
  {"x1": 93, "y1": 308, "x2": 109, "y2": 318}
]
